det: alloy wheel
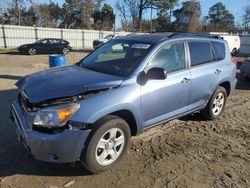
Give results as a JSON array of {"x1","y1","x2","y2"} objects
[
  {"x1": 95, "y1": 128, "x2": 125, "y2": 166},
  {"x1": 212, "y1": 92, "x2": 225, "y2": 116}
]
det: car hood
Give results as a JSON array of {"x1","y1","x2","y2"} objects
[
  {"x1": 16, "y1": 64, "x2": 123, "y2": 104},
  {"x1": 19, "y1": 43, "x2": 33, "y2": 48}
]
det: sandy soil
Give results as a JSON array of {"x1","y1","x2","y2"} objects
[{"x1": 0, "y1": 52, "x2": 249, "y2": 188}]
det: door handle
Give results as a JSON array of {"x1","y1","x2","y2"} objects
[
  {"x1": 215, "y1": 69, "x2": 222, "y2": 75},
  {"x1": 181, "y1": 78, "x2": 191, "y2": 84}
]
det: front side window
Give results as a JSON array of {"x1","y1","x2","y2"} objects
[
  {"x1": 148, "y1": 42, "x2": 186, "y2": 73},
  {"x1": 36, "y1": 39, "x2": 49, "y2": 44},
  {"x1": 79, "y1": 40, "x2": 153, "y2": 77},
  {"x1": 189, "y1": 41, "x2": 212, "y2": 67}
]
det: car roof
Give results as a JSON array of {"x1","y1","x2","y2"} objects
[
  {"x1": 40, "y1": 38, "x2": 65, "y2": 41},
  {"x1": 117, "y1": 33, "x2": 223, "y2": 44},
  {"x1": 118, "y1": 33, "x2": 172, "y2": 43}
]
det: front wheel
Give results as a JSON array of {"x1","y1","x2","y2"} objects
[
  {"x1": 81, "y1": 115, "x2": 131, "y2": 173},
  {"x1": 201, "y1": 86, "x2": 227, "y2": 120},
  {"x1": 28, "y1": 48, "x2": 36, "y2": 55}
]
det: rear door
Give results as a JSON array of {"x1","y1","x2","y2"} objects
[
  {"x1": 187, "y1": 40, "x2": 225, "y2": 111},
  {"x1": 50, "y1": 39, "x2": 63, "y2": 53}
]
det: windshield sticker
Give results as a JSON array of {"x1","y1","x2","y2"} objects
[{"x1": 131, "y1": 44, "x2": 151, "y2": 49}]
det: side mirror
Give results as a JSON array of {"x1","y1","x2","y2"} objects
[{"x1": 146, "y1": 67, "x2": 167, "y2": 80}]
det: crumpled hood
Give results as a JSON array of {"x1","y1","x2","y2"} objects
[{"x1": 16, "y1": 65, "x2": 123, "y2": 104}]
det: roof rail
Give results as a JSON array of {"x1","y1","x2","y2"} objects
[{"x1": 169, "y1": 32, "x2": 223, "y2": 39}]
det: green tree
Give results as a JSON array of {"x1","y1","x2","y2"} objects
[
  {"x1": 207, "y1": 2, "x2": 235, "y2": 31},
  {"x1": 173, "y1": 0, "x2": 201, "y2": 32},
  {"x1": 151, "y1": 0, "x2": 178, "y2": 24},
  {"x1": 93, "y1": 4, "x2": 115, "y2": 30},
  {"x1": 2, "y1": 0, "x2": 26, "y2": 25},
  {"x1": 61, "y1": 0, "x2": 103, "y2": 29},
  {"x1": 37, "y1": 1, "x2": 62, "y2": 27},
  {"x1": 22, "y1": 6, "x2": 38, "y2": 26},
  {"x1": 150, "y1": 0, "x2": 179, "y2": 32}
]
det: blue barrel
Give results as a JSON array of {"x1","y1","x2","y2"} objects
[{"x1": 49, "y1": 55, "x2": 67, "y2": 68}]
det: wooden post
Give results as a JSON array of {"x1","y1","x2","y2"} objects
[
  {"x1": 2, "y1": 25, "x2": 7, "y2": 49},
  {"x1": 82, "y1": 30, "x2": 85, "y2": 49}
]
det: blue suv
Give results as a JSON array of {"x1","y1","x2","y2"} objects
[{"x1": 11, "y1": 33, "x2": 237, "y2": 173}]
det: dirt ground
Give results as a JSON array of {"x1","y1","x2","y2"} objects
[{"x1": 0, "y1": 52, "x2": 249, "y2": 188}]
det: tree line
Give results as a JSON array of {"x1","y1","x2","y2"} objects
[{"x1": 1, "y1": 0, "x2": 250, "y2": 33}]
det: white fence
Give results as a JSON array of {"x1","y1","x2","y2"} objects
[
  {"x1": 0, "y1": 25, "x2": 130, "y2": 49},
  {"x1": 0, "y1": 24, "x2": 250, "y2": 55}
]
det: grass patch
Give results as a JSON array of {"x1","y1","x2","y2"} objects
[{"x1": 0, "y1": 48, "x2": 18, "y2": 53}]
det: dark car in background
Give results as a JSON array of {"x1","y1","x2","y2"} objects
[
  {"x1": 240, "y1": 58, "x2": 250, "y2": 80},
  {"x1": 18, "y1": 38, "x2": 71, "y2": 55}
]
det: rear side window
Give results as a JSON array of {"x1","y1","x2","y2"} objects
[
  {"x1": 211, "y1": 41, "x2": 225, "y2": 60},
  {"x1": 188, "y1": 41, "x2": 212, "y2": 67}
]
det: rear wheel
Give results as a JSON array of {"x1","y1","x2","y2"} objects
[
  {"x1": 81, "y1": 115, "x2": 131, "y2": 173},
  {"x1": 231, "y1": 48, "x2": 237, "y2": 56},
  {"x1": 201, "y1": 86, "x2": 227, "y2": 120},
  {"x1": 62, "y1": 47, "x2": 69, "y2": 54},
  {"x1": 28, "y1": 48, "x2": 36, "y2": 55}
]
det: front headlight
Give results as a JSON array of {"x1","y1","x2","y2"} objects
[{"x1": 33, "y1": 103, "x2": 80, "y2": 127}]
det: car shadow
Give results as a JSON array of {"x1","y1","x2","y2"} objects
[
  {"x1": 0, "y1": 75, "x2": 23, "y2": 80},
  {"x1": 0, "y1": 88, "x2": 93, "y2": 177},
  {"x1": 0, "y1": 49, "x2": 93, "y2": 56},
  {"x1": 179, "y1": 113, "x2": 206, "y2": 122},
  {"x1": 0, "y1": 51, "x2": 24, "y2": 55}
]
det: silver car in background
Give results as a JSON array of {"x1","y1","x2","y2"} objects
[{"x1": 93, "y1": 34, "x2": 125, "y2": 49}]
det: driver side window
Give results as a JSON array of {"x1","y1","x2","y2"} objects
[{"x1": 148, "y1": 42, "x2": 186, "y2": 73}]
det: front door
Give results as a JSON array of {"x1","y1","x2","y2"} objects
[
  {"x1": 36, "y1": 39, "x2": 51, "y2": 54},
  {"x1": 141, "y1": 41, "x2": 191, "y2": 128}
]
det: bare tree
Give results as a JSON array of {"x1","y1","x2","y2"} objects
[
  {"x1": 116, "y1": 0, "x2": 150, "y2": 31},
  {"x1": 243, "y1": 6, "x2": 250, "y2": 30}
]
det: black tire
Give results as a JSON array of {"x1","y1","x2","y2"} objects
[
  {"x1": 81, "y1": 115, "x2": 131, "y2": 173},
  {"x1": 62, "y1": 47, "x2": 69, "y2": 54},
  {"x1": 201, "y1": 86, "x2": 227, "y2": 120},
  {"x1": 231, "y1": 48, "x2": 237, "y2": 56},
  {"x1": 28, "y1": 48, "x2": 36, "y2": 55}
]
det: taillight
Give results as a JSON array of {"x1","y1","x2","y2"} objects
[{"x1": 232, "y1": 57, "x2": 237, "y2": 65}]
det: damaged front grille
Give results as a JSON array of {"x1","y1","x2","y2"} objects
[
  {"x1": 18, "y1": 91, "x2": 38, "y2": 113},
  {"x1": 18, "y1": 87, "x2": 113, "y2": 113}
]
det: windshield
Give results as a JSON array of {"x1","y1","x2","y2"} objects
[{"x1": 79, "y1": 40, "x2": 153, "y2": 77}]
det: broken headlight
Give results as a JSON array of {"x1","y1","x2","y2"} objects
[{"x1": 33, "y1": 103, "x2": 80, "y2": 127}]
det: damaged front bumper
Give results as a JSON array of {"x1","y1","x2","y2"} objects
[{"x1": 11, "y1": 100, "x2": 91, "y2": 163}]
